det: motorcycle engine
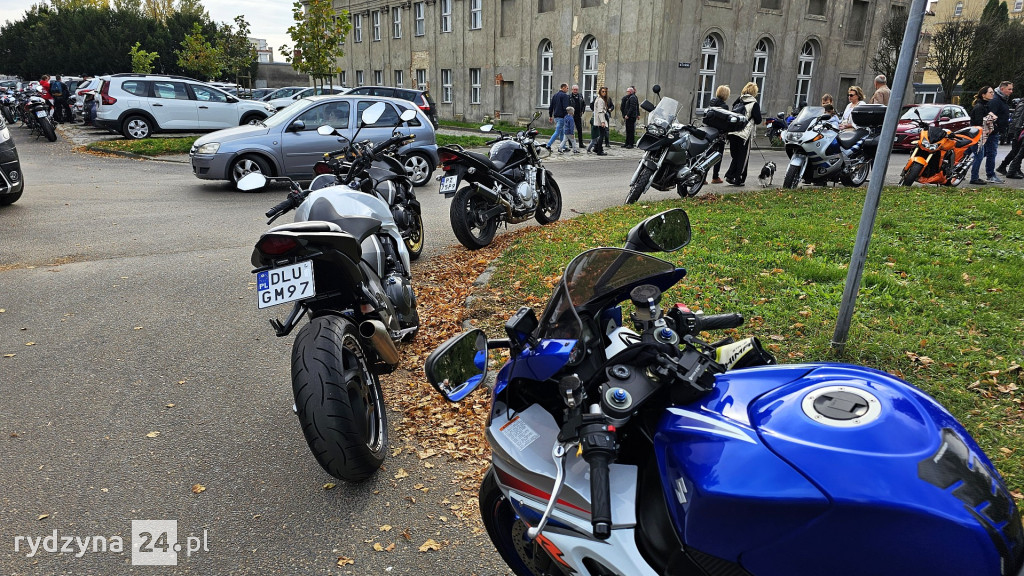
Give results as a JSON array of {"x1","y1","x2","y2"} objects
[
  {"x1": 383, "y1": 272, "x2": 416, "y2": 319},
  {"x1": 516, "y1": 165, "x2": 539, "y2": 209}
]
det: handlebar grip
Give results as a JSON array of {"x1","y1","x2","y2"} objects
[
  {"x1": 587, "y1": 451, "x2": 613, "y2": 540},
  {"x1": 266, "y1": 196, "x2": 295, "y2": 218},
  {"x1": 695, "y1": 313, "x2": 745, "y2": 332}
]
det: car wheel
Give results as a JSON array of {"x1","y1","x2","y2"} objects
[
  {"x1": 402, "y1": 152, "x2": 434, "y2": 187},
  {"x1": 240, "y1": 113, "x2": 264, "y2": 126},
  {"x1": 122, "y1": 115, "x2": 152, "y2": 139},
  {"x1": 230, "y1": 155, "x2": 271, "y2": 185}
]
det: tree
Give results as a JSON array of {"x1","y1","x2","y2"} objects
[
  {"x1": 143, "y1": 0, "x2": 174, "y2": 21},
  {"x1": 963, "y1": 0, "x2": 1010, "y2": 92},
  {"x1": 927, "y1": 19, "x2": 978, "y2": 103},
  {"x1": 129, "y1": 41, "x2": 158, "y2": 73},
  {"x1": 279, "y1": 0, "x2": 351, "y2": 88},
  {"x1": 217, "y1": 15, "x2": 257, "y2": 85},
  {"x1": 51, "y1": 0, "x2": 109, "y2": 9},
  {"x1": 871, "y1": 12, "x2": 908, "y2": 86},
  {"x1": 175, "y1": 21, "x2": 221, "y2": 79}
]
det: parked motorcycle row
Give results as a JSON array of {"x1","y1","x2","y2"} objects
[{"x1": 0, "y1": 85, "x2": 58, "y2": 142}]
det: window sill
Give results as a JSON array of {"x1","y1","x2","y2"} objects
[
  {"x1": 805, "y1": 14, "x2": 826, "y2": 21},
  {"x1": 758, "y1": 8, "x2": 782, "y2": 15}
]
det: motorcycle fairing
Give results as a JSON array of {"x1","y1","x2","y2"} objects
[
  {"x1": 637, "y1": 132, "x2": 672, "y2": 151},
  {"x1": 493, "y1": 339, "x2": 576, "y2": 396},
  {"x1": 656, "y1": 362, "x2": 1022, "y2": 576}
]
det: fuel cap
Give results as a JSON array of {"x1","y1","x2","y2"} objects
[{"x1": 801, "y1": 385, "x2": 882, "y2": 428}]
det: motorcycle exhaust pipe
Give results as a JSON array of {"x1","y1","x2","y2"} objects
[
  {"x1": 359, "y1": 320, "x2": 401, "y2": 366},
  {"x1": 695, "y1": 150, "x2": 723, "y2": 173}
]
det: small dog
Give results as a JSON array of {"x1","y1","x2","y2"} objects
[{"x1": 758, "y1": 161, "x2": 777, "y2": 188}]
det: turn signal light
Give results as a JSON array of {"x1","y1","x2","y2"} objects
[
  {"x1": 313, "y1": 161, "x2": 332, "y2": 175},
  {"x1": 256, "y1": 235, "x2": 300, "y2": 256}
]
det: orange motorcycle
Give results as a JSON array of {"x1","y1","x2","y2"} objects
[{"x1": 899, "y1": 112, "x2": 981, "y2": 186}]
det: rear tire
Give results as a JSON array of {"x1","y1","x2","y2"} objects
[
  {"x1": 900, "y1": 163, "x2": 923, "y2": 187},
  {"x1": 676, "y1": 171, "x2": 705, "y2": 198},
  {"x1": 39, "y1": 117, "x2": 57, "y2": 142},
  {"x1": 783, "y1": 162, "x2": 802, "y2": 189},
  {"x1": 405, "y1": 209, "x2": 424, "y2": 260},
  {"x1": 534, "y1": 173, "x2": 562, "y2": 225},
  {"x1": 840, "y1": 160, "x2": 871, "y2": 187},
  {"x1": 450, "y1": 186, "x2": 498, "y2": 250},
  {"x1": 625, "y1": 166, "x2": 653, "y2": 204},
  {"x1": 291, "y1": 316, "x2": 387, "y2": 482},
  {"x1": 122, "y1": 115, "x2": 152, "y2": 139},
  {"x1": 480, "y1": 469, "x2": 565, "y2": 576}
]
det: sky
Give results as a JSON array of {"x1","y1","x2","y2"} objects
[{"x1": 0, "y1": 1, "x2": 294, "y2": 53}]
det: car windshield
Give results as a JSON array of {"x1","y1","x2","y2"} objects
[
  {"x1": 535, "y1": 248, "x2": 680, "y2": 341},
  {"x1": 262, "y1": 99, "x2": 319, "y2": 127},
  {"x1": 901, "y1": 107, "x2": 940, "y2": 121}
]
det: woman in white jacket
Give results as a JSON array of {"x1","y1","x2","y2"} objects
[
  {"x1": 724, "y1": 82, "x2": 763, "y2": 185},
  {"x1": 590, "y1": 87, "x2": 610, "y2": 156}
]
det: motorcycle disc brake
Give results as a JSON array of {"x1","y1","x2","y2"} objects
[{"x1": 511, "y1": 517, "x2": 562, "y2": 574}]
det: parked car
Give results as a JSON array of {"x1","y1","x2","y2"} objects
[
  {"x1": 893, "y1": 103, "x2": 971, "y2": 151},
  {"x1": 94, "y1": 73, "x2": 277, "y2": 139},
  {"x1": 259, "y1": 86, "x2": 305, "y2": 102},
  {"x1": 0, "y1": 115, "x2": 24, "y2": 205},
  {"x1": 345, "y1": 86, "x2": 438, "y2": 127},
  {"x1": 189, "y1": 94, "x2": 438, "y2": 186},
  {"x1": 267, "y1": 86, "x2": 348, "y2": 111},
  {"x1": 248, "y1": 88, "x2": 277, "y2": 101},
  {"x1": 72, "y1": 77, "x2": 101, "y2": 119}
]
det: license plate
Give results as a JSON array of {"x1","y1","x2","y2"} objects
[
  {"x1": 35, "y1": 110, "x2": 46, "y2": 118},
  {"x1": 256, "y1": 261, "x2": 315, "y2": 309},
  {"x1": 439, "y1": 175, "x2": 459, "y2": 193}
]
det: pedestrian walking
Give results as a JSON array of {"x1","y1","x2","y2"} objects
[
  {"x1": 724, "y1": 82, "x2": 762, "y2": 186},
  {"x1": 997, "y1": 97, "x2": 1024, "y2": 177},
  {"x1": 558, "y1": 107, "x2": 580, "y2": 154},
  {"x1": 568, "y1": 84, "x2": 586, "y2": 147},
  {"x1": 708, "y1": 85, "x2": 730, "y2": 183},
  {"x1": 591, "y1": 87, "x2": 611, "y2": 156},
  {"x1": 969, "y1": 86, "x2": 1002, "y2": 185},
  {"x1": 545, "y1": 83, "x2": 571, "y2": 151},
  {"x1": 622, "y1": 86, "x2": 639, "y2": 148}
]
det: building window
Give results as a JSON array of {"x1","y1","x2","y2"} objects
[
  {"x1": 393, "y1": 7, "x2": 402, "y2": 39},
  {"x1": 470, "y1": 68, "x2": 481, "y2": 104},
  {"x1": 954, "y1": 2, "x2": 963, "y2": 16},
  {"x1": 846, "y1": 0, "x2": 868, "y2": 41},
  {"x1": 582, "y1": 36, "x2": 599, "y2": 105},
  {"x1": 808, "y1": 0, "x2": 826, "y2": 15},
  {"x1": 751, "y1": 39, "x2": 770, "y2": 107},
  {"x1": 441, "y1": 69, "x2": 453, "y2": 103},
  {"x1": 374, "y1": 70, "x2": 383, "y2": 85},
  {"x1": 441, "y1": 0, "x2": 452, "y2": 33},
  {"x1": 394, "y1": 70, "x2": 404, "y2": 87},
  {"x1": 469, "y1": 0, "x2": 482, "y2": 30},
  {"x1": 760, "y1": 0, "x2": 782, "y2": 9},
  {"x1": 372, "y1": 10, "x2": 381, "y2": 41},
  {"x1": 539, "y1": 40, "x2": 553, "y2": 106},
  {"x1": 582, "y1": 0, "x2": 600, "y2": 6},
  {"x1": 698, "y1": 34, "x2": 720, "y2": 109},
  {"x1": 539, "y1": 0, "x2": 554, "y2": 12},
  {"x1": 1016, "y1": 0, "x2": 1023, "y2": 11},
  {"x1": 416, "y1": 69, "x2": 427, "y2": 91},
  {"x1": 356, "y1": 70, "x2": 364, "y2": 86},
  {"x1": 415, "y1": 2, "x2": 425, "y2": 36},
  {"x1": 340, "y1": 70, "x2": 347, "y2": 87},
  {"x1": 353, "y1": 13, "x2": 363, "y2": 42},
  {"x1": 795, "y1": 41, "x2": 815, "y2": 109}
]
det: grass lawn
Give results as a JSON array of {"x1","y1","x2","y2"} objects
[
  {"x1": 477, "y1": 186, "x2": 1024, "y2": 495},
  {"x1": 90, "y1": 133, "x2": 499, "y2": 155}
]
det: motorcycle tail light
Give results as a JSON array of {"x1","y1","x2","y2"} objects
[
  {"x1": 256, "y1": 234, "x2": 300, "y2": 256},
  {"x1": 313, "y1": 161, "x2": 332, "y2": 175},
  {"x1": 438, "y1": 149, "x2": 459, "y2": 166}
]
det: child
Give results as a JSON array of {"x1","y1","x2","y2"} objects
[{"x1": 559, "y1": 106, "x2": 580, "y2": 154}]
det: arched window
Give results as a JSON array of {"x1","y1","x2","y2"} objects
[
  {"x1": 582, "y1": 37, "x2": 599, "y2": 105},
  {"x1": 539, "y1": 40, "x2": 553, "y2": 106},
  {"x1": 698, "y1": 34, "x2": 720, "y2": 109},
  {"x1": 795, "y1": 41, "x2": 816, "y2": 109},
  {"x1": 751, "y1": 39, "x2": 771, "y2": 107}
]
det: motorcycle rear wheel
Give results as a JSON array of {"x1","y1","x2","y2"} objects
[
  {"x1": 480, "y1": 469, "x2": 570, "y2": 576},
  {"x1": 450, "y1": 186, "x2": 498, "y2": 250},
  {"x1": 676, "y1": 172, "x2": 705, "y2": 198},
  {"x1": 40, "y1": 117, "x2": 57, "y2": 142},
  {"x1": 405, "y1": 209, "x2": 424, "y2": 260},
  {"x1": 625, "y1": 166, "x2": 653, "y2": 204},
  {"x1": 949, "y1": 152, "x2": 974, "y2": 187},
  {"x1": 900, "y1": 163, "x2": 923, "y2": 187},
  {"x1": 291, "y1": 315, "x2": 387, "y2": 482},
  {"x1": 783, "y1": 163, "x2": 802, "y2": 189},
  {"x1": 534, "y1": 173, "x2": 562, "y2": 225},
  {"x1": 840, "y1": 160, "x2": 871, "y2": 187},
  {"x1": 1, "y1": 106, "x2": 13, "y2": 124}
]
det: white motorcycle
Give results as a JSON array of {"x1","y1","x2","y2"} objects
[{"x1": 781, "y1": 104, "x2": 883, "y2": 188}]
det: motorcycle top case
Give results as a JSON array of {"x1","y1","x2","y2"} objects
[
  {"x1": 851, "y1": 103, "x2": 887, "y2": 127},
  {"x1": 655, "y1": 363, "x2": 1024, "y2": 576},
  {"x1": 702, "y1": 108, "x2": 748, "y2": 132}
]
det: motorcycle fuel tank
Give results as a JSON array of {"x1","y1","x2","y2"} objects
[{"x1": 655, "y1": 363, "x2": 1023, "y2": 576}]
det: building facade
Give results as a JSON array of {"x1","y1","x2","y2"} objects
[{"x1": 330, "y1": 0, "x2": 908, "y2": 123}]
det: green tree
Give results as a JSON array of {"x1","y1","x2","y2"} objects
[
  {"x1": 128, "y1": 41, "x2": 159, "y2": 73},
  {"x1": 928, "y1": 19, "x2": 978, "y2": 103},
  {"x1": 175, "y1": 21, "x2": 221, "y2": 79},
  {"x1": 143, "y1": 0, "x2": 174, "y2": 22},
  {"x1": 217, "y1": 15, "x2": 257, "y2": 85},
  {"x1": 51, "y1": 0, "x2": 109, "y2": 9},
  {"x1": 871, "y1": 12, "x2": 908, "y2": 87},
  {"x1": 963, "y1": 0, "x2": 1010, "y2": 93},
  {"x1": 279, "y1": 0, "x2": 351, "y2": 88}
]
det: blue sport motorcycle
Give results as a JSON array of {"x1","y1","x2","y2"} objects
[{"x1": 426, "y1": 209, "x2": 1023, "y2": 576}]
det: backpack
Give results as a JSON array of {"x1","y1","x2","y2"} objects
[
  {"x1": 50, "y1": 81, "x2": 63, "y2": 97},
  {"x1": 732, "y1": 98, "x2": 748, "y2": 116}
]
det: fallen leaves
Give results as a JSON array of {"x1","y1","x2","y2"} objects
[
  {"x1": 323, "y1": 483, "x2": 336, "y2": 490},
  {"x1": 37, "y1": 514, "x2": 49, "y2": 521},
  {"x1": 145, "y1": 431, "x2": 160, "y2": 438},
  {"x1": 418, "y1": 538, "x2": 442, "y2": 552},
  {"x1": 336, "y1": 556, "x2": 354, "y2": 566},
  {"x1": 191, "y1": 484, "x2": 206, "y2": 494}
]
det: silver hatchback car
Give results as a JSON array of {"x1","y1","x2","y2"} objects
[{"x1": 189, "y1": 95, "x2": 438, "y2": 186}]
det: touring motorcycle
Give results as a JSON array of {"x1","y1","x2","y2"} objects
[
  {"x1": 241, "y1": 102, "x2": 420, "y2": 483},
  {"x1": 437, "y1": 112, "x2": 562, "y2": 250},
  {"x1": 782, "y1": 104, "x2": 882, "y2": 188},
  {"x1": 626, "y1": 85, "x2": 746, "y2": 204},
  {"x1": 426, "y1": 208, "x2": 1023, "y2": 576},
  {"x1": 899, "y1": 108, "x2": 982, "y2": 187},
  {"x1": 311, "y1": 108, "x2": 425, "y2": 259}
]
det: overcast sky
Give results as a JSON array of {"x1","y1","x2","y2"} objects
[{"x1": 0, "y1": 1, "x2": 294, "y2": 53}]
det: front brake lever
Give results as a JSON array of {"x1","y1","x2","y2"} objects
[{"x1": 526, "y1": 442, "x2": 571, "y2": 540}]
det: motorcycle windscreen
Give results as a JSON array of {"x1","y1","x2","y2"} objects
[{"x1": 786, "y1": 105, "x2": 826, "y2": 133}]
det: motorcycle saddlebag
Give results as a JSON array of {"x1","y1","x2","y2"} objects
[
  {"x1": 852, "y1": 104, "x2": 886, "y2": 127},
  {"x1": 703, "y1": 108, "x2": 748, "y2": 132}
]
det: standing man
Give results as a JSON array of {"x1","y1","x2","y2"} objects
[
  {"x1": 545, "y1": 83, "x2": 570, "y2": 151},
  {"x1": 50, "y1": 75, "x2": 72, "y2": 124},
  {"x1": 981, "y1": 80, "x2": 1013, "y2": 182},
  {"x1": 870, "y1": 74, "x2": 890, "y2": 106},
  {"x1": 568, "y1": 84, "x2": 586, "y2": 148},
  {"x1": 622, "y1": 86, "x2": 639, "y2": 148}
]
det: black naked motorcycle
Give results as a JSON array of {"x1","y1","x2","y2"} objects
[
  {"x1": 437, "y1": 112, "x2": 563, "y2": 250},
  {"x1": 626, "y1": 84, "x2": 746, "y2": 204},
  {"x1": 311, "y1": 109, "x2": 425, "y2": 260},
  {"x1": 239, "y1": 103, "x2": 420, "y2": 483},
  {"x1": 17, "y1": 86, "x2": 57, "y2": 142}
]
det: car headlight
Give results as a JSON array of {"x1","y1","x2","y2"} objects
[
  {"x1": 906, "y1": 127, "x2": 921, "y2": 134},
  {"x1": 196, "y1": 142, "x2": 220, "y2": 155}
]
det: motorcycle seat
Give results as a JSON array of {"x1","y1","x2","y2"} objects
[
  {"x1": 953, "y1": 126, "x2": 981, "y2": 146},
  {"x1": 306, "y1": 197, "x2": 383, "y2": 244},
  {"x1": 465, "y1": 150, "x2": 501, "y2": 171},
  {"x1": 838, "y1": 128, "x2": 869, "y2": 149},
  {"x1": 700, "y1": 126, "x2": 720, "y2": 141}
]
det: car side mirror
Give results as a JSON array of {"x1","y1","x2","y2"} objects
[
  {"x1": 640, "y1": 99, "x2": 656, "y2": 112},
  {"x1": 624, "y1": 208, "x2": 691, "y2": 253},
  {"x1": 424, "y1": 329, "x2": 488, "y2": 403},
  {"x1": 939, "y1": 116, "x2": 950, "y2": 123},
  {"x1": 227, "y1": 96, "x2": 238, "y2": 103},
  {"x1": 288, "y1": 120, "x2": 306, "y2": 132}
]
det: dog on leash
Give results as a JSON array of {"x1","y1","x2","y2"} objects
[{"x1": 758, "y1": 161, "x2": 777, "y2": 188}]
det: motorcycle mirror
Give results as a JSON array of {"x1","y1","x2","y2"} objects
[
  {"x1": 360, "y1": 101, "x2": 387, "y2": 126},
  {"x1": 316, "y1": 125, "x2": 336, "y2": 136},
  {"x1": 480, "y1": 124, "x2": 494, "y2": 133},
  {"x1": 624, "y1": 208, "x2": 691, "y2": 253},
  {"x1": 640, "y1": 99, "x2": 656, "y2": 113},
  {"x1": 237, "y1": 172, "x2": 268, "y2": 191},
  {"x1": 399, "y1": 108, "x2": 417, "y2": 123},
  {"x1": 425, "y1": 329, "x2": 488, "y2": 403},
  {"x1": 652, "y1": 84, "x2": 661, "y2": 94},
  {"x1": 533, "y1": 111, "x2": 541, "y2": 120}
]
